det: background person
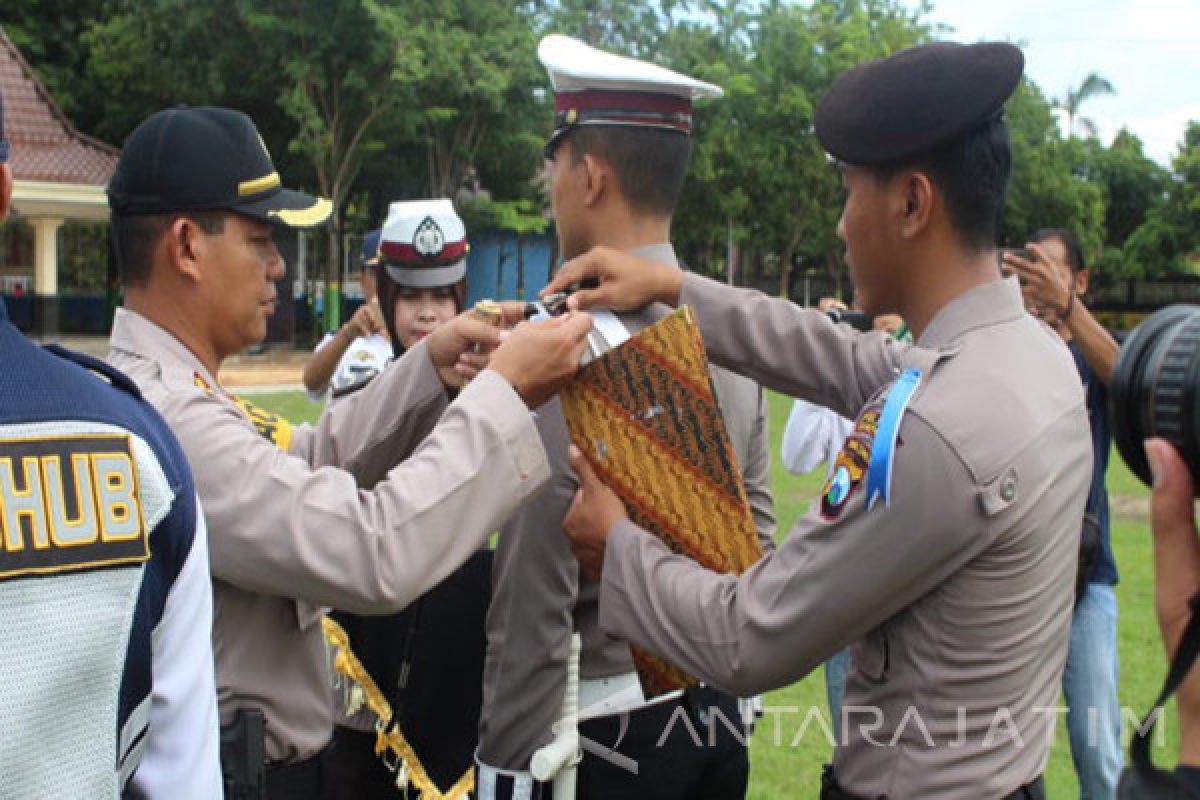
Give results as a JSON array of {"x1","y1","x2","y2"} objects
[
  {"x1": 1145, "y1": 438, "x2": 1200, "y2": 793},
  {"x1": 103, "y1": 105, "x2": 591, "y2": 799},
  {"x1": 1006, "y1": 228, "x2": 1122, "y2": 799},
  {"x1": 0, "y1": 90, "x2": 220, "y2": 799},
  {"x1": 302, "y1": 230, "x2": 390, "y2": 400},
  {"x1": 327, "y1": 199, "x2": 489, "y2": 799}
]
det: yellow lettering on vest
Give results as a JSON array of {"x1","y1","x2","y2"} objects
[
  {"x1": 92, "y1": 452, "x2": 143, "y2": 542},
  {"x1": 0, "y1": 456, "x2": 50, "y2": 551},
  {"x1": 42, "y1": 453, "x2": 100, "y2": 547}
]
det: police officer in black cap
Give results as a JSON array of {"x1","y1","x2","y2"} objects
[
  {"x1": 103, "y1": 105, "x2": 590, "y2": 799},
  {"x1": 546, "y1": 41, "x2": 1091, "y2": 799}
]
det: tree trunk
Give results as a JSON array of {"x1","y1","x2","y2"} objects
[
  {"x1": 779, "y1": 230, "x2": 802, "y2": 300},
  {"x1": 323, "y1": 207, "x2": 343, "y2": 332}
]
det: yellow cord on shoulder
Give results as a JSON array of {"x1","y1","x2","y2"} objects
[{"x1": 322, "y1": 617, "x2": 475, "y2": 800}]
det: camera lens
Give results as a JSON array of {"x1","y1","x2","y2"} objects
[{"x1": 1110, "y1": 305, "x2": 1200, "y2": 494}]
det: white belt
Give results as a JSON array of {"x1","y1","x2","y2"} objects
[{"x1": 577, "y1": 671, "x2": 683, "y2": 721}]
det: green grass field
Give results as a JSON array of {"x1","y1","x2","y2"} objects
[{"x1": 247, "y1": 387, "x2": 1171, "y2": 797}]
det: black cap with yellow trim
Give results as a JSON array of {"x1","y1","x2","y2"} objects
[{"x1": 107, "y1": 106, "x2": 332, "y2": 228}]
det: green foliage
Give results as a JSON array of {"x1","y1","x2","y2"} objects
[
  {"x1": 1076, "y1": 130, "x2": 1169, "y2": 246},
  {"x1": 457, "y1": 196, "x2": 549, "y2": 236},
  {"x1": 2, "y1": 0, "x2": 116, "y2": 127},
  {"x1": 667, "y1": 0, "x2": 931, "y2": 292},
  {"x1": 8, "y1": 0, "x2": 1193, "y2": 288},
  {"x1": 1004, "y1": 81, "x2": 1106, "y2": 262},
  {"x1": 1124, "y1": 122, "x2": 1200, "y2": 276}
]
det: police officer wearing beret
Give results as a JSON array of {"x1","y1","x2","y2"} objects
[
  {"x1": 103, "y1": 106, "x2": 592, "y2": 799},
  {"x1": 546, "y1": 42, "x2": 1091, "y2": 799},
  {"x1": 0, "y1": 93, "x2": 220, "y2": 797}
]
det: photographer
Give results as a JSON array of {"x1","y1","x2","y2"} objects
[
  {"x1": 1144, "y1": 438, "x2": 1200, "y2": 791},
  {"x1": 1005, "y1": 229, "x2": 1122, "y2": 797}
]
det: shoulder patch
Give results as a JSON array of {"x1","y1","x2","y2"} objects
[
  {"x1": 193, "y1": 373, "x2": 293, "y2": 451},
  {"x1": 820, "y1": 369, "x2": 922, "y2": 520},
  {"x1": 0, "y1": 434, "x2": 149, "y2": 580},
  {"x1": 820, "y1": 399, "x2": 882, "y2": 520}
]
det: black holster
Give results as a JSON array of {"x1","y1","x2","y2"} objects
[{"x1": 221, "y1": 708, "x2": 266, "y2": 800}]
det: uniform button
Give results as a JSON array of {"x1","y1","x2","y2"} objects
[{"x1": 1000, "y1": 472, "x2": 1017, "y2": 502}]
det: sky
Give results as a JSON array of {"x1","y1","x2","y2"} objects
[{"x1": 908, "y1": 0, "x2": 1200, "y2": 165}]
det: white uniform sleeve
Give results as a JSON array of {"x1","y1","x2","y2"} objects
[
  {"x1": 306, "y1": 333, "x2": 337, "y2": 403},
  {"x1": 780, "y1": 398, "x2": 853, "y2": 476},
  {"x1": 129, "y1": 495, "x2": 221, "y2": 800}
]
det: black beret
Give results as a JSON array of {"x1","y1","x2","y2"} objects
[{"x1": 815, "y1": 41, "x2": 1024, "y2": 166}]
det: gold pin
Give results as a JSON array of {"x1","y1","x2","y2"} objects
[{"x1": 473, "y1": 299, "x2": 504, "y2": 328}]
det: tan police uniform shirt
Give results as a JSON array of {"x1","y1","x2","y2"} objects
[
  {"x1": 598, "y1": 273, "x2": 1092, "y2": 799},
  {"x1": 478, "y1": 245, "x2": 777, "y2": 769},
  {"x1": 108, "y1": 308, "x2": 551, "y2": 765}
]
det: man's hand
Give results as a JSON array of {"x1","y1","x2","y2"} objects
[
  {"x1": 344, "y1": 301, "x2": 383, "y2": 340},
  {"x1": 425, "y1": 311, "x2": 508, "y2": 388},
  {"x1": 563, "y1": 445, "x2": 628, "y2": 581},
  {"x1": 489, "y1": 312, "x2": 593, "y2": 409},
  {"x1": 1146, "y1": 438, "x2": 1200, "y2": 765},
  {"x1": 540, "y1": 245, "x2": 684, "y2": 313},
  {"x1": 1004, "y1": 243, "x2": 1073, "y2": 320}
]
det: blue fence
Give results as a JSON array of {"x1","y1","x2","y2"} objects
[{"x1": 464, "y1": 231, "x2": 557, "y2": 306}]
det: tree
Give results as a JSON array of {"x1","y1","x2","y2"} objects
[
  {"x1": 1125, "y1": 121, "x2": 1200, "y2": 276},
  {"x1": 1003, "y1": 80, "x2": 1106, "y2": 261},
  {"x1": 669, "y1": 0, "x2": 932, "y2": 296},
  {"x1": 3, "y1": 0, "x2": 118, "y2": 131},
  {"x1": 1058, "y1": 71, "x2": 1115, "y2": 139},
  {"x1": 85, "y1": 0, "x2": 409, "y2": 329},
  {"x1": 1074, "y1": 129, "x2": 1167, "y2": 246}
]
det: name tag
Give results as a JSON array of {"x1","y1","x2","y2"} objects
[{"x1": 0, "y1": 435, "x2": 150, "y2": 580}]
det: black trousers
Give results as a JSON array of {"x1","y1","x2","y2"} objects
[
  {"x1": 264, "y1": 746, "x2": 336, "y2": 800},
  {"x1": 574, "y1": 686, "x2": 748, "y2": 800},
  {"x1": 325, "y1": 727, "x2": 403, "y2": 800}
]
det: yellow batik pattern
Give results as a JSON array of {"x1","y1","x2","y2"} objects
[{"x1": 560, "y1": 306, "x2": 762, "y2": 698}]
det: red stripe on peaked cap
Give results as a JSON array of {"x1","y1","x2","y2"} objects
[
  {"x1": 379, "y1": 238, "x2": 469, "y2": 266},
  {"x1": 555, "y1": 89, "x2": 692, "y2": 117},
  {"x1": 578, "y1": 115, "x2": 690, "y2": 132}
]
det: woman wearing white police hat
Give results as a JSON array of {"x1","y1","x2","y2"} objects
[
  {"x1": 327, "y1": 199, "x2": 491, "y2": 800},
  {"x1": 375, "y1": 199, "x2": 469, "y2": 362}
]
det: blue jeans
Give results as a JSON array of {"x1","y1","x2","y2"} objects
[
  {"x1": 1063, "y1": 582, "x2": 1122, "y2": 800},
  {"x1": 824, "y1": 649, "x2": 849, "y2": 743}
]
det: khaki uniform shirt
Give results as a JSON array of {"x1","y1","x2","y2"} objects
[
  {"x1": 108, "y1": 308, "x2": 550, "y2": 764},
  {"x1": 598, "y1": 273, "x2": 1091, "y2": 798},
  {"x1": 478, "y1": 245, "x2": 777, "y2": 769}
]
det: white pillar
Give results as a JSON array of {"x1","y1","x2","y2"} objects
[{"x1": 31, "y1": 217, "x2": 64, "y2": 297}]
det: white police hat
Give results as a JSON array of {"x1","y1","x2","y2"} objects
[
  {"x1": 378, "y1": 199, "x2": 468, "y2": 288},
  {"x1": 538, "y1": 34, "x2": 723, "y2": 156}
]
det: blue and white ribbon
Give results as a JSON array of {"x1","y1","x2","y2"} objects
[{"x1": 866, "y1": 368, "x2": 922, "y2": 511}]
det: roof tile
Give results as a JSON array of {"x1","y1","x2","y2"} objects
[{"x1": 1, "y1": 26, "x2": 118, "y2": 186}]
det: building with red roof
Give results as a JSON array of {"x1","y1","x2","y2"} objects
[{"x1": 1, "y1": 25, "x2": 118, "y2": 334}]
